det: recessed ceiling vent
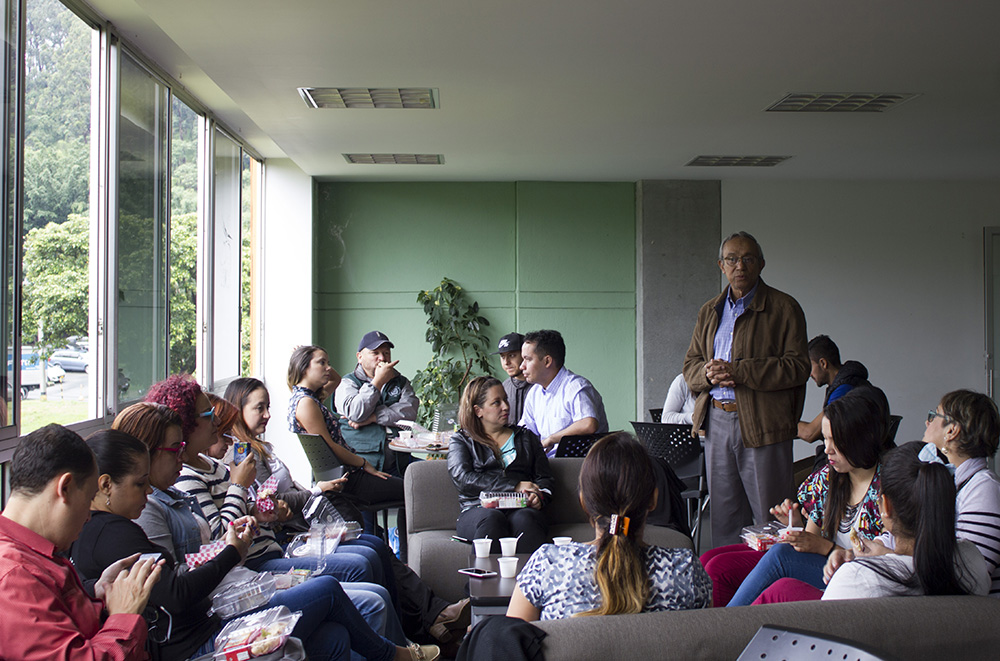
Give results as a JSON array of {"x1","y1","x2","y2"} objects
[
  {"x1": 343, "y1": 154, "x2": 444, "y2": 165},
  {"x1": 299, "y1": 87, "x2": 438, "y2": 109},
  {"x1": 686, "y1": 155, "x2": 791, "y2": 167},
  {"x1": 766, "y1": 93, "x2": 918, "y2": 112}
]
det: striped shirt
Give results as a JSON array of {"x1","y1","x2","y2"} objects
[
  {"x1": 710, "y1": 284, "x2": 757, "y2": 402},
  {"x1": 955, "y1": 457, "x2": 1000, "y2": 596},
  {"x1": 177, "y1": 455, "x2": 282, "y2": 562}
]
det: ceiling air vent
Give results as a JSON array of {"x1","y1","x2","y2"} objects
[
  {"x1": 686, "y1": 155, "x2": 791, "y2": 167},
  {"x1": 343, "y1": 154, "x2": 444, "y2": 165},
  {"x1": 299, "y1": 87, "x2": 438, "y2": 109},
  {"x1": 766, "y1": 93, "x2": 918, "y2": 112}
]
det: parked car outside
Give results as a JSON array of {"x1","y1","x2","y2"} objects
[{"x1": 48, "y1": 348, "x2": 90, "y2": 373}]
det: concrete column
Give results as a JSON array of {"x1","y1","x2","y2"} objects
[{"x1": 636, "y1": 181, "x2": 721, "y2": 419}]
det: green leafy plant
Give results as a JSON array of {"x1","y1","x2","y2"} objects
[{"x1": 412, "y1": 278, "x2": 493, "y2": 426}]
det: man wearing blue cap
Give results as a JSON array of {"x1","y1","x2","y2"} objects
[{"x1": 335, "y1": 330, "x2": 420, "y2": 476}]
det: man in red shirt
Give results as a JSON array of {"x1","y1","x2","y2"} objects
[{"x1": 0, "y1": 424, "x2": 162, "y2": 660}]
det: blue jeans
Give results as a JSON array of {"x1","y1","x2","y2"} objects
[
  {"x1": 267, "y1": 575, "x2": 395, "y2": 661},
  {"x1": 726, "y1": 542, "x2": 827, "y2": 606},
  {"x1": 245, "y1": 550, "x2": 374, "y2": 583},
  {"x1": 343, "y1": 582, "x2": 407, "y2": 645}
]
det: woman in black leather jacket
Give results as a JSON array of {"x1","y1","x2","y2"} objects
[{"x1": 447, "y1": 376, "x2": 554, "y2": 555}]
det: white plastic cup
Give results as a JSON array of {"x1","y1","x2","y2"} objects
[
  {"x1": 498, "y1": 556, "x2": 519, "y2": 578},
  {"x1": 473, "y1": 538, "x2": 492, "y2": 558},
  {"x1": 552, "y1": 536, "x2": 572, "y2": 546},
  {"x1": 779, "y1": 526, "x2": 803, "y2": 540},
  {"x1": 499, "y1": 537, "x2": 518, "y2": 557}
]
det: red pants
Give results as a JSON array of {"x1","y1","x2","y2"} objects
[
  {"x1": 753, "y1": 577, "x2": 824, "y2": 604},
  {"x1": 700, "y1": 544, "x2": 764, "y2": 607}
]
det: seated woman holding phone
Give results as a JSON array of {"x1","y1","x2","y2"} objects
[{"x1": 448, "y1": 376, "x2": 554, "y2": 555}]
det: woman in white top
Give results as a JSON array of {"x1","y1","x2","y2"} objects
[
  {"x1": 824, "y1": 441, "x2": 989, "y2": 599},
  {"x1": 661, "y1": 373, "x2": 695, "y2": 425}
]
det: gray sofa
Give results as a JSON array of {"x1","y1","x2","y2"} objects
[
  {"x1": 404, "y1": 457, "x2": 692, "y2": 603},
  {"x1": 533, "y1": 594, "x2": 1000, "y2": 660}
]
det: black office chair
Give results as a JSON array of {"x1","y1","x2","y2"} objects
[
  {"x1": 630, "y1": 421, "x2": 708, "y2": 553},
  {"x1": 887, "y1": 414, "x2": 902, "y2": 444},
  {"x1": 737, "y1": 625, "x2": 888, "y2": 661},
  {"x1": 554, "y1": 433, "x2": 608, "y2": 458},
  {"x1": 649, "y1": 408, "x2": 663, "y2": 423},
  {"x1": 296, "y1": 433, "x2": 404, "y2": 547}
]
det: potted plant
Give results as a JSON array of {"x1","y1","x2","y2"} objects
[{"x1": 412, "y1": 278, "x2": 493, "y2": 428}]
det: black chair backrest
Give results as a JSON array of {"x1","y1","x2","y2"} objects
[
  {"x1": 887, "y1": 414, "x2": 903, "y2": 443},
  {"x1": 296, "y1": 433, "x2": 345, "y2": 482},
  {"x1": 630, "y1": 421, "x2": 701, "y2": 481},
  {"x1": 649, "y1": 408, "x2": 663, "y2": 423},
  {"x1": 555, "y1": 433, "x2": 605, "y2": 458}
]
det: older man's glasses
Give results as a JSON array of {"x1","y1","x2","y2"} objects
[{"x1": 722, "y1": 255, "x2": 759, "y2": 267}]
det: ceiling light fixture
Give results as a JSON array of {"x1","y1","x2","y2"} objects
[
  {"x1": 686, "y1": 155, "x2": 791, "y2": 167},
  {"x1": 766, "y1": 93, "x2": 918, "y2": 112},
  {"x1": 343, "y1": 154, "x2": 444, "y2": 165},
  {"x1": 299, "y1": 87, "x2": 438, "y2": 109}
]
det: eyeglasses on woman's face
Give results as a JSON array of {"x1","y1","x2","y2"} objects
[
  {"x1": 156, "y1": 441, "x2": 187, "y2": 455},
  {"x1": 926, "y1": 409, "x2": 953, "y2": 425},
  {"x1": 198, "y1": 408, "x2": 220, "y2": 426}
]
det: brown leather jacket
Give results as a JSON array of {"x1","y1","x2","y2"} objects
[{"x1": 683, "y1": 280, "x2": 809, "y2": 448}]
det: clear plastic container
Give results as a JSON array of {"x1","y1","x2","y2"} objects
[
  {"x1": 209, "y1": 572, "x2": 277, "y2": 619},
  {"x1": 284, "y1": 523, "x2": 346, "y2": 575},
  {"x1": 480, "y1": 491, "x2": 528, "y2": 509},
  {"x1": 740, "y1": 522, "x2": 783, "y2": 552},
  {"x1": 214, "y1": 605, "x2": 302, "y2": 660}
]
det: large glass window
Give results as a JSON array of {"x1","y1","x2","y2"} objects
[
  {"x1": 169, "y1": 96, "x2": 200, "y2": 376},
  {"x1": 19, "y1": 0, "x2": 94, "y2": 433},
  {"x1": 117, "y1": 52, "x2": 168, "y2": 403},
  {"x1": 212, "y1": 130, "x2": 240, "y2": 385},
  {"x1": 240, "y1": 152, "x2": 260, "y2": 375}
]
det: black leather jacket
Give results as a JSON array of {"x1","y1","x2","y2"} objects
[{"x1": 447, "y1": 426, "x2": 555, "y2": 511}]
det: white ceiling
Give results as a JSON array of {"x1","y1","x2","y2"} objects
[{"x1": 87, "y1": 0, "x2": 1000, "y2": 182}]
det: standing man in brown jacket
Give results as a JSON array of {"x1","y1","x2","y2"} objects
[{"x1": 684, "y1": 232, "x2": 809, "y2": 547}]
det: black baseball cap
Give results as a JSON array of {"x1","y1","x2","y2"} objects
[
  {"x1": 358, "y1": 330, "x2": 394, "y2": 352},
  {"x1": 492, "y1": 332, "x2": 524, "y2": 355}
]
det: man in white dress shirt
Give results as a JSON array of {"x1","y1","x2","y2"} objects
[{"x1": 517, "y1": 329, "x2": 609, "y2": 456}]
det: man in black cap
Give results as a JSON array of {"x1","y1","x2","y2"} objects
[
  {"x1": 494, "y1": 332, "x2": 530, "y2": 425},
  {"x1": 335, "y1": 330, "x2": 420, "y2": 475}
]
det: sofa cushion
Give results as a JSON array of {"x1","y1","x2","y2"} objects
[{"x1": 534, "y1": 595, "x2": 1000, "y2": 660}]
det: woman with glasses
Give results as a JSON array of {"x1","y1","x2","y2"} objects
[{"x1": 71, "y1": 418, "x2": 440, "y2": 661}]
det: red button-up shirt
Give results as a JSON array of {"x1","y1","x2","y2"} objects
[{"x1": 0, "y1": 513, "x2": 148, "y2": 660}]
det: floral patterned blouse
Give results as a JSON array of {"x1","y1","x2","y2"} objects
[
  {"x1": 797, "y1": 463, "x2": 883, "y2": 542},
  {"x1": 287, "y1": 385, "x2": 355, "y2": 453}
]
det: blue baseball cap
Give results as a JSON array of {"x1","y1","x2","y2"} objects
[{"x1": 358, "y1": 330, "x2": 394, "y2": 352}]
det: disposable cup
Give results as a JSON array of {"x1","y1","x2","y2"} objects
[
  {"x1": 473, "y1": 538, "x2": 491, "y2": 558},
  {"x1": 498, "y1": 556, "x2": 519, "y2": 578},
  {"x1": 779, "y1": 526, "x2": 803, "y2": 539},
  {"x1": 499, "y1": 537, "x2": 518, "y2": 557},
  {"x1": 552, "y1": 536, "x2": 573, "y2": 546}
]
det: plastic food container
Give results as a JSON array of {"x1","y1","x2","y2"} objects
[
  {"x1": 209, "y1": 572, "x2": 277, "y2": 619},
  {"x1": 214, "y1": 605, "x2": 302, "y2": 660},
  {"x1": 740, "y1": 522, "x2": 783, "y2": 552},
  {"x1": 480, "y1": 491, "x2": 528, "y2": 509}
]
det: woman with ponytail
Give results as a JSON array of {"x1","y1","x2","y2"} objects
[
  {"x1": 823, "y1": 441, "x2": 989, "y2": 598},
  {"x1": 506, "y1": 432, "x2": 710, "y2": 620}
]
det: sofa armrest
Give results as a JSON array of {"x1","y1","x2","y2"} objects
[{"x1": 404, "y1": 459, "x2": 462, "y2": 534}]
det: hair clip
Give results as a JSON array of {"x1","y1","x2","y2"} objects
[{"x1": 608, "y1": 514, "x2": 631, "y2": 536}]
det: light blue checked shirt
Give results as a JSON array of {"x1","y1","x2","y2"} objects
[{"x1": 710, "y1": 283, "x2": 758, "y2": 402}]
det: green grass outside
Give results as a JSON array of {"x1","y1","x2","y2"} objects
[{"x1": 20, "y1": 398, "x2": 90, "y2": 434}]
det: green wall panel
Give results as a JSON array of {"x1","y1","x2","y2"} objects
[
  {"x1": 515, "y1": 182, "x2": 635, "y2": 294},
  {"x1": 315, "y1": 182, "x2": 515, "y2": 294},
  {"x1": 313, "y1": 181, "x2": 636, "y2": 424}
]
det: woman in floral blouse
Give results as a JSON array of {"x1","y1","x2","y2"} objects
[{"x1": 702, "y1": 392, "x2": 886, "y2": 606}]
